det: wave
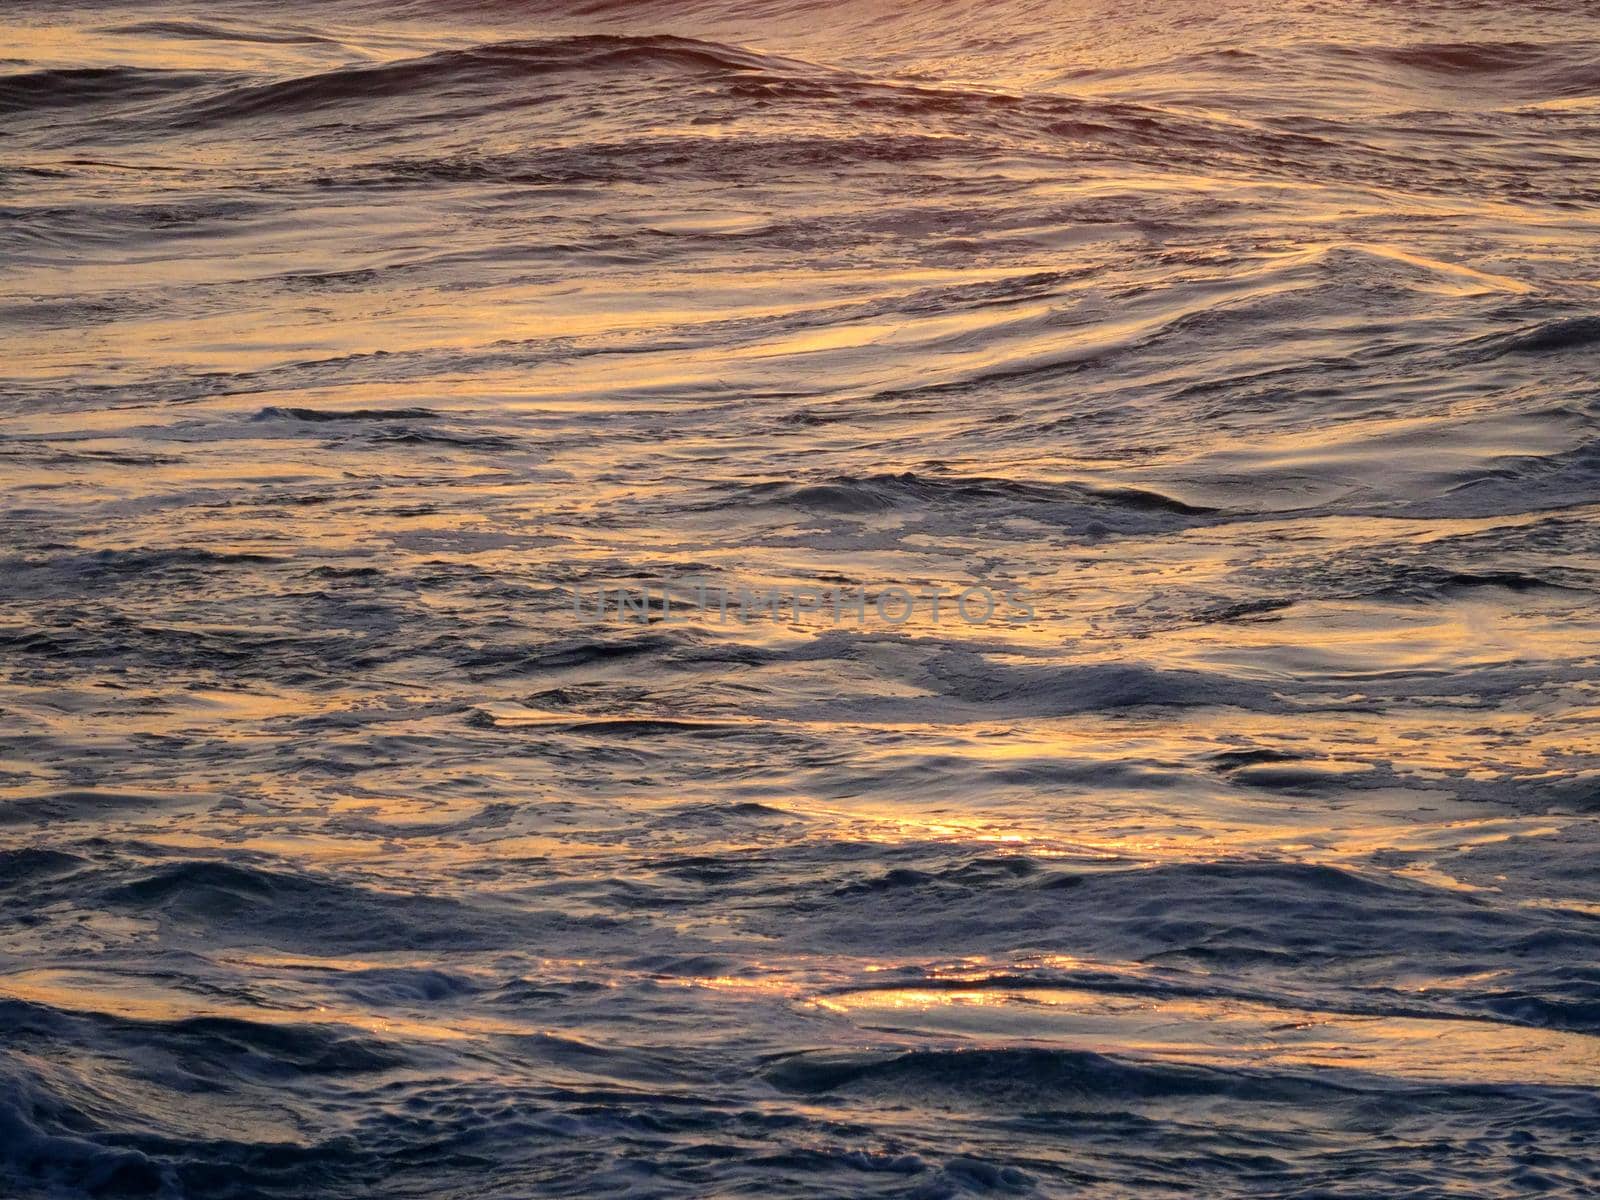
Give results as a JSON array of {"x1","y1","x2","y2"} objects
[
  {"x1": 0, "y1": 997, "x2": 407, "y2": 1197},
  {"x1": 1434, "y1": 437, "x2": 1600, "y2": 518},
  {"x1": 0, "y1": 848, "x2": 88, "y2": 887},
  {"x1": 0, "y1": 790, "x2": 171, "y2": 827},
  {"x1": 1468, "y1": 315, "x2": 1600, "y2": 359},
  {"x1": 725, "y1": 471, "x2": 1214, "y2": 517},
  {"x1": 95, "y1": 858, "x2": 621, "y2": 952},
  {"x1": 1341, "y1": 40, "x2": 1554, "y2": 75},
  {"x1": 0, "y1": 546, "x2": 284, "y2": 582},
  {"x1": 0, "y1": 66, "x2": 223, "y2": 116},
  {"x1": 0, "y1": 1061, "x2": 171, "y2": 1200},
  {"x1": 1331, "y1": 38, "x2": 1600, "y2": 95},
  {"x1": 2, "y1": 33, "x2": 834, "y2": 135},
  {"x1": 909, "y1": 656, "x2": 1276, "y2": 715},
  {"x1": 170, "y1": 34, "x2": 826, "y2": 127},
  {"x1": 773, "y1": 853, "x2": 1600, "y2": 985},
  {"x1": 766, "y1": 1045, "x2": 1350, "y2": 1105},
  {"x1": 705, "y1": 472, "x2": 1223, "y2": 544},
  {"x1": 99, "y1": 19, "x2": 346, "y2": 47},
  {"x1": 764, "y1": 1042, "x2": 1600, "y2": 1114},
  {"x1": 251, "y1": 404, "x2": 442, "y2": 422}
]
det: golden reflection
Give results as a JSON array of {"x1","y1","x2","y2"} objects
[
  {"x1": 815, "y1": 985, "x2": 1600, "y2": 1087},
  {"x1": 0, "y1": 968, "x2": 527, "y2": 1040}
]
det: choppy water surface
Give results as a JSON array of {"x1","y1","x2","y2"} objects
[{"x1": 4, "y1": 0, "x2": 1600, "y2": 1195}]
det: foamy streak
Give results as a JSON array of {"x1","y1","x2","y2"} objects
[{"x1": 569, "y1": 580, "x2": 1035, "y2": 625}]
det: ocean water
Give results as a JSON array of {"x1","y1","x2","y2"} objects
[{"x1": 4, "y1": 0, "x2": 1600, "y2": 1195}]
